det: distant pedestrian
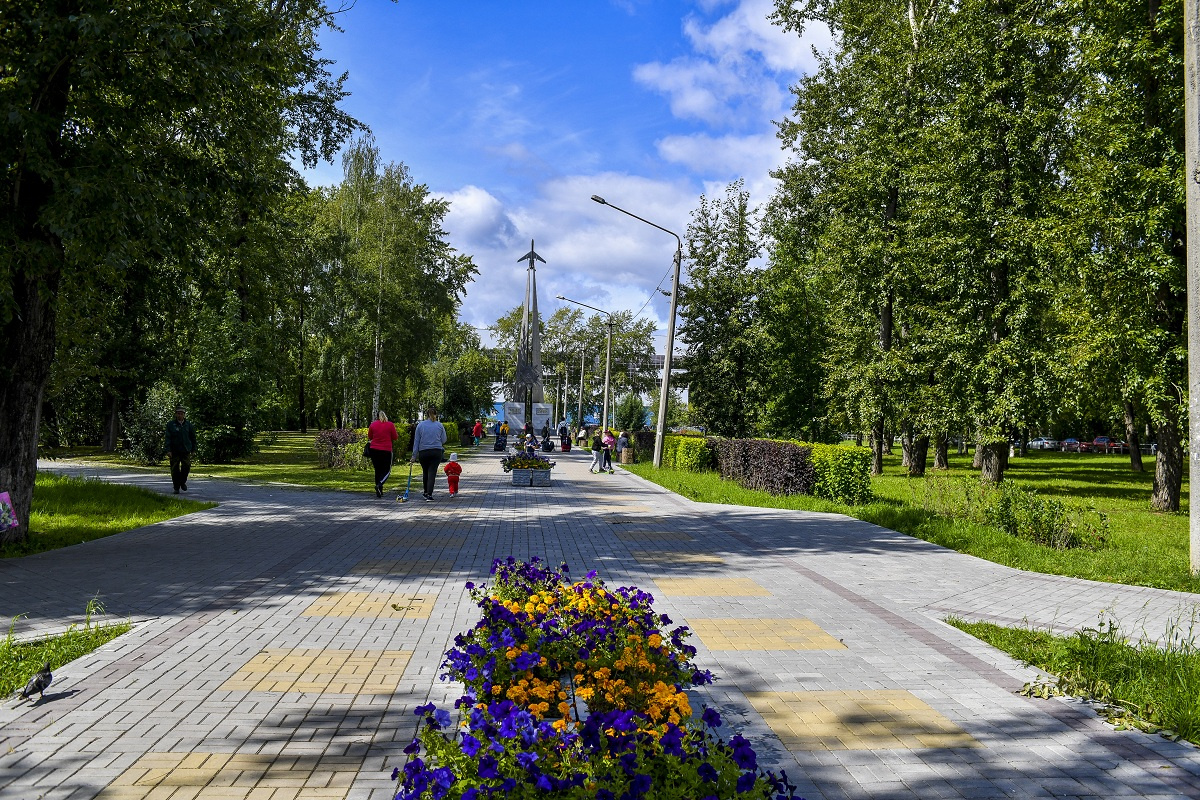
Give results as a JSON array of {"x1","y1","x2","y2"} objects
[
  {"x1": 500, "y1": 421, "x2": 510, "y2": 437},
  {"x1": 558, "y1": 422, "x2": 569, "y2": 449},
  {"x1": 472, "y1": 419, "x2": 484, "y2": 446},
  {"x1": 616, "y1": 431, "x2": 630, "y2": 463},
  {"x1": 443, "y1": 453, "x2": 463, "y2": 497},
  {"x1": 602, "y1": 428, "x2": 616, "y2": 473},
  {"x1": 589, "y1": 431, "x2": 603, "y2": 474},
  {"x1": 541, "y1": 422, "x2": 550, "y2": 442},
  {"x1": 524, "y1": 433, "x2": 538, "y2": 457},
  {"x1": 367, "y1": 411, "x2": 399, "y2": 498},
  {"x1": 412, "y1": 407, "x2": 448, "y2": 501},
  {"x1": 165, "y1": 405, "x2": 197, "y2": 495}
]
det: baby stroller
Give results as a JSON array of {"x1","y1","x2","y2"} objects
[
  {"x1": 493, "y1": 435, "x2": 507, "y2": 452},
  {"x1": 541, "y1": 437, "x2": 555, "y2": 452}
]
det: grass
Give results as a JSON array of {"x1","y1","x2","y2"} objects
[
  {"x1": 624, "y1": 448, "x2": 1200, "y2": 593},
  {"x1": 2, "y1": 472, "x2": 215, "y2": 558},
  {"x1": 1, "y1": 599, "x2": 130, "y2": 697},
  {"x1": 946, "y1": 616, "x2": 1200, "y2": 744},
  {"x1": 44, "y1": 431, "x2": 498, "y2": 495}
]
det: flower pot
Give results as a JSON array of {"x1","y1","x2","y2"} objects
[
  {"x1": 511, "y1": 468, "x2": 532, "y2": 486},
  {"x1": 530, "y1": 469, "x2": 552, "y2": 487}
]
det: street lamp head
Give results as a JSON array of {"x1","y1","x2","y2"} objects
[
  {"x1": 555, "y1": 294, "x2": 566, "y2": 300},
  {"x1": 591, "y1": 195, "x2": 607, "y2": 205}
]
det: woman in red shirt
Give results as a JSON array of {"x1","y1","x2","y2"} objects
[
  {"x1": 366, "y1": 411, "x2": 399, "y2": 498},
  {"x1": 472, "y1": 419, "x2": 484, "y2": 446}
]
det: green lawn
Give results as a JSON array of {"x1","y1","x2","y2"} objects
[
  {"x1": 1, "y1": 600, "x2": 130, "y2": 696},
  {"x1": 46, "y1": 430, "x2": 498, "y2": 495},
  {"x1": 947, "y1": 617, "x2": 1200, "y2": 744},
  {"x1": 2, "y1": 472, "x2": 216, "y2": 558},
  {"x1": 625, "y1": 448, "x2": 1199, "y2": 593}
]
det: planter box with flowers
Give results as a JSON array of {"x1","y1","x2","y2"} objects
[
  {"x1": 391, "y1": 557, "x2": 799, "y2": 800},
  {"x1": 500, "y1": 455, "x2": 555, "y2": 488}
]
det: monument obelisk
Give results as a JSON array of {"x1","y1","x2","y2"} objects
[{"x1": 514, "y1": 240, "x2": 546, "y2": 407}]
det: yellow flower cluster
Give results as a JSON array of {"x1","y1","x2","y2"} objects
[{"x1": 505, "y1": 676, "x2": 570, "y2": 720}]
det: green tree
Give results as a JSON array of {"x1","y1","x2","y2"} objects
[
  {"x1": 614, "y1": 393, "x2": 649, "y2": 433},
  {"x1": 1, "y1": 1, "x2": 357, "y2": 541},
  {"x1": 1062, "y1": 0, "x2": 1185, "y2": 508},
  {"x1": 679, "y1": 181, "x2": 766, "y2": 438}
]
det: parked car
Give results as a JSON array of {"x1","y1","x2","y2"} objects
[
  {"x1": 1029, "y1": 437, "x2": 1059, "y2": 450},
  {"x1": 1092, "y1": 436, "x2": 1115, "y2": 452},
  {"x1": 1061, "y1": 438, "x2": 1083, "y2": 452}
]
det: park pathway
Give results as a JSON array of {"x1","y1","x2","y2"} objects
[{"x1": 0, "y1": 450, "x2": 1198, "y2": 799}]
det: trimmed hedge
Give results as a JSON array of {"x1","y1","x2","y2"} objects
[
  {"x1": 806, "y1": 443, "x2": 873, "y2": 504},
  {"x1": 710, "y1": 437, "x2": 815, "y2": 496},
  {"x1": 658, "y1": 434, "x2": 872, "y2": 504}
]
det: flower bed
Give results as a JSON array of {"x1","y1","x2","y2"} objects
[
  {"x1": 393, "y1": 557, "x2": 798, "y2": 800},
  {"x1": 500, "y1": 454, "x2": 555, "y2": 471}
]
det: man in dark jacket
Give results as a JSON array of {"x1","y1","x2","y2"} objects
[{"x1": 165, "y1": 405, "x2": 197, "y2": 494}]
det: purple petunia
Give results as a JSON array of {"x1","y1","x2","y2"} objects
[
  {"x1": 730, "y1": 734, "x2": 758, "y2": 770},
  {"x1": 698, "y1": 762, "x2": 719, "y2": 783},
  {"x1": 460, "y1": 733, "x2": 481, "y2": 757},
  {"x1": 701, "y1": 707, "x2": 723, "y2": 728},
  {"x1": 737, "y1": 772, "x2": 758, "y2": 793}
]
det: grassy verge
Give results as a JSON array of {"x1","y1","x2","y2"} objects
[
  {"x1": 623, "y1": 449, "x2": 1199, "y2": 593},
  {"x1": 946, "y1": 617, "x2": 1200, "y2": 744},
  {"x1": 2, "y1": 472, "x2": 215, "y2": 558},
  {"x1": 1, "y1": 600, "x2": 130, "y2": 696},
  {"x1": 46, "y1": 431, "x2": 497, "y2": 495}
]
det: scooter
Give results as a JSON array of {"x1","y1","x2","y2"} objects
[{"x1": 396, "y1": 461, "x2": 416, "y2": 503}]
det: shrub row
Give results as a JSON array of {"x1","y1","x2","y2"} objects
[{"x1": 657, "y1": 434, "x2": 873, "y2": 504}]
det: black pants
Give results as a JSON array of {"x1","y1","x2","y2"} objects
[
  {"x1": 602, "y1": 449, "x2": 612, "y2": 470},
  {"x1": 169, "y1": 450, "x2": 191, "y2": 490},
  {"x1": 418, "y1": 448, "x2": 443, "y2": 497},
  {"x1": 369, "y1": 448, "x2": 393, "y2": 489}
]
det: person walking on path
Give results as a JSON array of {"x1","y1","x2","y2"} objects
[
  {"x1": 366, "y1": 411, "x2": 399, "y2": 498},
  {"x1": 412, "y1": 407, "x2": 447, "y2": 501},
  {"x1": 589, "y1": 430, "x2": 603, "y2": 474},
  {"x1": 601, "y1": 428, "x2": 616, "y2": 473},
  {"x1": 472, "y1": 419, "x2": 484, "y2": 446},
  {"x1": 165, "y1": 405, "x2": 197, "y2": 495},
  {"x1": 443, "y1": 453, "x2": 463, "y2": 497}
]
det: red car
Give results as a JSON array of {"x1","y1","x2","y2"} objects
[{"x1": 1093, "y1": 437, "x2": 1127, "y2": 453}]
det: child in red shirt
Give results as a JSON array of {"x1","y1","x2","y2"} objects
[{"x1": 443, "y1": 452, "x2": 463, "y2": 496}]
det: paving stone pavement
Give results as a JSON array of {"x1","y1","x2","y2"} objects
[{"x1": 1, "y1": 450, "x2": 1198, "y2": 799}]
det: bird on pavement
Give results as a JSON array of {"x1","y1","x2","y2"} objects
[{"x1": 17, "y1": 662, "x2": 52, "y2": 703}]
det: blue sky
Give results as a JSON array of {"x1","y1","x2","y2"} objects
[{"x1": 302, "y1": 0, "x2": 829, "y2": 348}]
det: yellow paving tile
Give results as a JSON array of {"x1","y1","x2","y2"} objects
[
  {"x1": 380, "y1": 534, "x2": 466, "y2": 548},
  {"x1": 631, "y1": 550, "x2": 725, "y2": 567},
  {"x1": 219, "y1": 648, "x2": 412, "y2": 694},
  {"x1": 301, "y1": 591, "x2": 434, "y2": 619},
  {"x1": 689, "y1": 618, "x2": 846, "y2": 650},
  {"x1": 349, "y1": 558, "x2": 453, "y2": 576},
  {"x1": 98, "y1": 753, "x2": 361, "y2": 799},
  {"x1": 746, "y1": 691, "x2": 978, "y2": 751},
  {"x1": 652, "y1": 577, "x2": 771, "y2": 597}
]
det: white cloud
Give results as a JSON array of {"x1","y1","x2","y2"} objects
[
  {"x1": 441, "y1": 173, "x2": 698, "y2": 343},
  {"x1": 657, "y1": 131, "x2": 783, "y2": 183},
  {"x1": 633, "y1": 0, "x2": 829, "y2": 126}
]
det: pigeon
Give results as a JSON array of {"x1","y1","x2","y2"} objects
[{"x1": 18, "y1": 662, "x2": 52, "y2": 703}]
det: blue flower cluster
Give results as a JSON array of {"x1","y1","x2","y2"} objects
[{"x1": 395, "y1": 697, "x2": 799, "y2": 800}]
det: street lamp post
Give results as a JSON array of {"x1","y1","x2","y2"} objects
[
  {"x1": 591, "y1": 195, "x2": 682, "y2": 468},
  {"x1": 557, "y1": 295, "x2": 614, "y2": 433}
]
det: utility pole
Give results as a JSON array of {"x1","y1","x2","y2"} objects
[{"x1": 1186, "y1": 0, "x2": 1200, "y2": 575}]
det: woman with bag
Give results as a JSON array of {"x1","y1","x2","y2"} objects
[{"x1": 367, "y1": 411, "x2": 399, "y2": 498}]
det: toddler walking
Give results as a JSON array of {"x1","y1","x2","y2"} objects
[{"x1": 443, "y1": 453, "x2": 463, "y2": 497}]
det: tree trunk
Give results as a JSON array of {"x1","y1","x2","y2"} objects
[
  {"x1": 855, "y1": 432, "x2": 863, "y2": 447},
  {"x1": 885, "y1": 431, "x2": 895, "y2": 453},
  {"x1": 908, "y1": 434, "x2": 930, "y2": 477},
  {"x1": 900, "y1": 424, "x2": 914, "y2": 468},
  {"x1": 102, "y1": 393, "x2": 121, "y2": 452},
  {"x1": 871, "y1": 416, "x2": 884, "y2": 476},
  {"x1": 1152, "y1": 415, "x2": 1183, "y2": 512},
  {"x1": 973, "y1": 442, "x2": 984, "y2": 468},
  {"x1": 1123, "y1": 400, "x2": 1143, "y2": 472},
  {"x1": 934, "y1": 433, "x2": 949, "y2": 470},
  {"x1": 980, "y1": 442, "x2": 1007, "y2": 483},
  {"x1": 1019, "y1": 428, "x2": 1028, "y2": 457},
  {"x1": 0, "y1": 273, "x2": 60, "y2": 544}
]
